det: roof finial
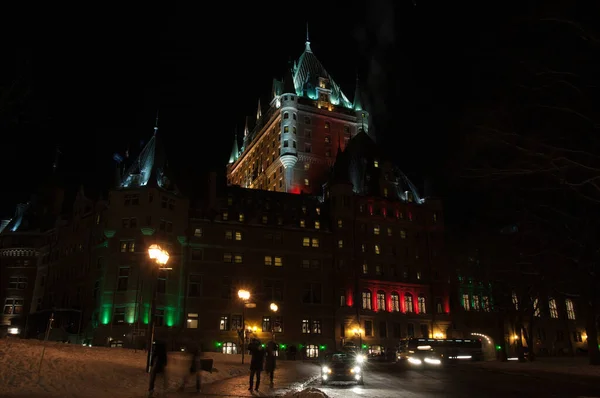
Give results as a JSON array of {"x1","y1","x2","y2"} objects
[
  {"x1": 154, "y1": 109, "x2": 159, "y2": 135},
  {"x1": 305, "y1": 22, "x2": 312, "y2": 52}
]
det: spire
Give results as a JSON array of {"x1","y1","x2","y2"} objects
[
  {"x1": 305, "y1": 22, "x2": 312, "y2": 52},
  {"x1": 243, "y1": 116, "x2": 249, "y2": 137},
  {"x1": 256, "y1": 99, "x2": 262, "y2": 120},
  {"x1": 154, "y1": 109, "x2": 159, "y2": 135},
  {"x1": 229, "y1": 131, "x2": 239, "y2": 164},
  {"x1": 353, "y1": 74, "x2": 363, "y2": 111}
]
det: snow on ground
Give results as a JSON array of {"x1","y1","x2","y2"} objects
[
  {"x1": 283, "y1": 387, "x2": 329, "y2": 397},
  {"x1": 466, "y1": 356, "x2": 600, "y2": 378},
  {"x1": 0, "y1": 338, "x2": 247, "y2": 397}
]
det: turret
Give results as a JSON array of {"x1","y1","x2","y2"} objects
[
  {"x1": 242, "y1": 117, "x2": 250, "y2": 152},
  {"x1": 279, "y1": 64, "x2": 299, "y2": 192},
  {"x1": 256, "y1": 99, "x2": 262, "y2": 121},
  {"x1": 354, "y1": 76, "x2": 369, "y2": 135}
]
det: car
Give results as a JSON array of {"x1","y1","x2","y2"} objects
[{"x1": 320, "y1": 351, "x2": 365, "y2": 385}]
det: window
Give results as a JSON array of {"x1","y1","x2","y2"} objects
[
  {"x1": 312, "y1": 319, "x2": 322, "y2": 334},
  {"x1": 400, "y1": 230, "x2": 406, "y2": 239},
  {"x1": 302, "y1": 319, "x2": 310, "y2": 333},
  {"x1": 379, "y1": 321, "x2": 387, "y2": 338},
  {"x1": 117, "y1": 267, "x2": 129, "y2": 291},
  {"x1": 311, "y1": 238, "x2": 319, "y2": 247},
  {"x1": 187, "y1": 313, "x2": 198, "y2": 328},
  {"x1": 113, "y1": 307, "x2": 125, "y2": 324},
  {"x1": 374, "y1": 245, "x2": 381, "y2": 254},
  {"x1": 373, "y1": 225, "x2": 380, "y2": 235},
  {"x1": 120, "y1": 241, "x2": 135, "y2": 252},
  {"x1": 274, "y1": 257, "x2": 283, "y2": 267},
  {"x1": 264, "y1": 280, "x2": 284, "y2": 301},
  {"x1": 407, "y1": 323, "x2": 415, "y2": 338},
  {"x1": 264, "y1": 256, "x2": 273, "y2": 266},
  {"x1": 219, "y1": 316, "x2": 229, "y2": 331},
  {"x1": 374, "y1": 160, "x2": 379, "y2": 168},
  {"x1": 337, "y1": 219, "x2": 343, "y2": 228},
  {"x1": 188, "y1": 274, "x2": 202, "y2": 297},
  {"x1": 231, "y1": 315, "x2": 242, "y2": 330},
  {"x1": 472, "y1": 296, "x2": 480, "y2": 311},
  {"x1": 405, "y1": 294, "x2": 414, "y2": 313},
  {"x1": 239, "y1": 213, "x2": 245, "y2": 222},
  {"x1": 362, "y1": 263, "x2": 368, "y2": 274},
  {"x1": 420, "y1": 324, "x2": 429, "y2": 338},
  {"x1": 362, "y1": 290, "x2": 372, "y2": 310},
  {"x1": 549, "y1": 298, "x2": 558, "y2": 318},
  {"x1": 223, "y1": 253, "x2": 232, "y2": 263},
  {"x1": 157, "y1": 269, "x2": 167, "y2": 294},
  {"x1": 377, "y1": 291, "x2": 386, "y2": 311},
  {"x1": 482, "y1": 296, "x2": 490, "y2": 312},
  {"x1": 3, "y1": 298, "x2": 24, "y2": 315},
  {"x1": 533, "y1": 298, "x2": 541, "y2": 317},
  {"x1": 339, "y1": 291, "x2": 346, "y2": 307},
  {"x1": 306, "y1": 344, "x2": 319, "y2": 358},
  {"x1": 262, "y1": 215, "x2": 268, "y2": 224},
  {"x1": 222, "y1": 212, "x2": 228, "y2": 220},
  {"x1": 387, "y1": 227, "x2": 392, "y2": 236},
  {"x1": 566, "y1": 299, "x2": 575, "y2": 320},
  {"x1": 223, "y1": 342, "x2": 237, "y2": 354},
  {"x1": 273, "y1": 317, "x2": 283, "y2": 333},
  {"x1": 194, "y1": 228, "x2": 202, "y2": 237},
  {"x1": 262, "y1": 316, "x2": 272, "y2": 332},
  {"x1": 418, "y1": 295, "x2": 426, "y2": 313},
  {"x1": 314, "y1": 221, "x2": 320, "y2": 229},
  {"x1": 8, "y1": 277, "x2": 27, "y2": 290},
  {"x1": 391, "y1": 293, "x2": 400, "y2": 312},
  {"x1": 512, "y1": 292, "x2": 519, "y2": 310},
  {"x1": 302, "y1": 283, "x2": 322, "y2": 304},
  {"x1": 462, "y1": 294, "x2": 470, "y2": 310},
  {"x1": 304, "y1": 178, "x2": 310, "y2": 186},
  {"x1": 364, "y1": 320, "x2": 373, "y2": 336},
  {"x1": 225, "y1": 230, "x2": 233, "y2": 240},
  {"x1": 234, "y1": 254, "x2": 243, "y2": 263},
  {"x1": 235, "y1": 231, "x2": 242, "y2": 241}
]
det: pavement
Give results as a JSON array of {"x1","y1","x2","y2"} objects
[{"x1": 163, "y1": 359, "x2": 600, "y2": 398}]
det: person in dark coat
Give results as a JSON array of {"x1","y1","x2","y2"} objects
[
  {"x1": 178, "y1": 346, "x2": 201, "y2": 393},
  {"x1": 265, "y1": 339, "x2": 277, "y2": 387},
  {"x1": 248, "y1": 339, "x2": 265, "y2": 391},
  {"x1": 148, "y1": 340, "x2": 168, "y2": 397}
]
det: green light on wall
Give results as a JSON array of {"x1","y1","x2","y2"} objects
[{"x1": 101, "y1": 304, "x2": 112, "y2": 325}]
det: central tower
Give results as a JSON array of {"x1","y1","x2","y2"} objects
[{"x1": 227, "y1": 34, "x2": 369, "y2": 195}]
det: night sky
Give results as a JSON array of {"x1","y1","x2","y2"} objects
[{"x1": 2, "y1": 1, "x2": 596, "y2": 219}]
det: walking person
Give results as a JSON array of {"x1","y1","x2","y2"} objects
[
  {"x1": 148, "y1": 340, "x2": 168, "y2": 397},
  {"x1": 265, "y1": 339, "x2": 277, "y2": 388},
  {"x1": 248, "y1": 339, "x2": 265, "y2": 392},
  {"x1": 178, "y1": 345, "x2": 201, "y2": 393}
]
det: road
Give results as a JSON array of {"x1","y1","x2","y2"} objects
[{"x1": 314, "y1": 362, "x2": 600, "y2": 398}]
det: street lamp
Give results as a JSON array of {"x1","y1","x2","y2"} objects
[
  {"x1": 238, "y1": 289, "x2": 251, "y2": 364},
  {"x1": 146, "y1": 244, "x2": 170, "y2": 372},
  {"x1": 269, "y1": 303, "x2": 278, "y2": 339}
]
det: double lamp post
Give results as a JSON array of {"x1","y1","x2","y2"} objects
[
  {"x1": 145, "y1": 244, "x2": 170, "y2": 372},
  {"x1": 237, "y1": 289, "x2": 279, "y2": 364}
]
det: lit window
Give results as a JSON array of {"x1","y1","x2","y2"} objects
[
  {"x1": 418, "y1": 296, "x2": 426, "y2": 313},
  {"x1": 374, "y1": 160, "x2": 379, "y2": 168},
  {"x1": 472, "y1": 296, "x2": 480, "y2": 310},
  {"x1": 235, "y1": 231, "x2": 242, "y2": 241},
  {"x1": 362, "y1": 291, "x2": 372, "y2": 310},
  {"x1": 362, "y1": 263, "x2": 368, "y2": 274},
  {"x1": 338, "y1": 240, "x2": 343, "y2": 249},
  {"x1": 373, "y1": 225, "x2": 380, "y2": 235},
  {"x1": 387, "y1": 227, "x2": 392, "y2": 236},
  {"x1": 377, "y1": 292, "x2": 386, "y2": 311},
  {"x1": 566, "y1": 299, "x2": 575, "y2": 320},
  {"x1": 222, "y1": 212, "x2": 228, "y2": 221},
  {"x1": 274, "y1": 257, "x2": 283, "y2": 267},
  {"x1": 311, "y1": 238, "x2": 319, "y2": 248},
  {"x1": 549, "y1": 298, "x2": 558, "y2": 318},
  {"x1": 405, "y1": 294, "x2": 414, "y2": 313},
  {"x1": 533, "y1": 298, "x2": 540, "y2": 317},
  {"x1": 194, "y1": 228, "x2": 202, "y2": 237},
  {"x1": 225, "y1": 231, "x2": 233, "y2": 240},
  {"x1": 264, "y1": 256, "x2": 272, "y2": 266},
  {"x1": 234, "y1": 254, "x2": 243, "y2": 263},
  {"x1": 314, "y1": 221, "x2": 320, "y2": 229},
  {"x1": 304, "y1": 178, "x2": 309, "y2": 186},
  {"x1": 391, "y1": 293, "x2": 400, "y2": 312},
  {"x1": 300, "y1": 220, "x2": 305, "y2": 227},
  {"x1": 302, "y1": 237, "x2": 310, "y2": 247},
  {"x1": 316, "y1": 207, "x2": 320, "y2": 215},
  {"x1": 400, "y1": 230, "x2": 406, "y2": 239},
  {"x1": 239, "y1": 213, "x2": 245, "y2": 222},
  {"x1": 262, "y1": 215, "x2": 268, "y2": 224},
  {"x1": 374, "y1": 245, "x2": 381, "y2": 254},
  {"x1": 462, "y1": 294, "x2": 470, "y2": 310},
  {"x1": 337, "y1": 219, "x2": 343, "y2": 228},
  {"x1": 304, "y1": 163, "x2": 310, "y2": 170},
  {"x1": 187, "y1": 313, "x2": 198, "y2": 329},
  {"x1": 383, "y1": 188, "x2": 388, "y2": 196}
]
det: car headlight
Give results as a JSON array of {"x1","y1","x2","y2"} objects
[
  {"x1": 352, "y1": 366, "x2": 361, "y2": 374},
  {"x1": 322, "y1": 366, "x2": 331, "y2": 374},
  {"x1": 356, "y1": 355, "x2": 365, "y2": 364}
]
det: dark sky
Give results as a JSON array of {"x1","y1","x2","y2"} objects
[{"x1": 2, "y1": 1, "x2": 594, "y2": 217}]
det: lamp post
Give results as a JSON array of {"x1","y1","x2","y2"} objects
[
  {"x1": 269, "y1": 303, "x2": 278, "y2": 339},
  {"x1": 238, "y1": 289, "x2": 251, "y2": 364},
  {"x1": 352, "y1": 328, "x2": 364, "y2": 353},
  {"x1": 146, "y1": 244, "x2": 170, "y2": 372}
]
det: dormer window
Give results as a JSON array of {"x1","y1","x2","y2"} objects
[
  {"x1": 284, "y1": 112, "x2": 289, "y2": 119},
  {"x1": 284, "y1": 126, "x2": 289, "y2": 133}
]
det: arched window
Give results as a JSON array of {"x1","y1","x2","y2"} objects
[
  {"x1": 404, "y1": 293, "x2": 414, "y2": 313},
  {"x1": 565, "y1": 299, "x2": 575, "y2": 320},
  {"x1": 418, "y1": 295, "x2": 426, "y2": 313},
  {"x1": 390, "y1": 292, "x2": 400, "y2": 312},
  {"x1": 283, "y1": 112, "x2": 289, "y2": 119},
  {"x1": 361, "y1": 290, "x2": 372, "y2": 310},
  {"x1": 548, "y1": 298, "x2": 558, "y2": 318},
  {"x1": 306, "y1": 344, "x2": 319, "y2": 358},
  {"x1": 376, "y1": 291, "x2": 386, "y2": 311},
  {"x1": 223, "y1": 342, "x2": 237, "y2": 354}
]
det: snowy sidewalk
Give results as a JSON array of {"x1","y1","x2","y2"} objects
[
  {"x1": 463, "y1": 356, "x2": 600, "y2": 379},
  {"x1": 167, "y1": 360, "x2": 321, "y2": 397}
]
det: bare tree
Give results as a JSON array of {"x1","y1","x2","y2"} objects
[{"x1": 460, "y1": 18, "x2": 600, "y2": 365}]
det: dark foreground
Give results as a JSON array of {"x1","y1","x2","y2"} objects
[{"x1": 315, "y1": 362, "x2": 600, "y2": 398}]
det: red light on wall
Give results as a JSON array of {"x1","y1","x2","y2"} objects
[
  {"x1": 346, "y1": 289, "x2": 354, "y2": 307},
  {"x1": 408, "y1": 211, "x2": 413, "y2": 221},
  {"x1": 290, "y1": 187, "x2": 301, "y2": 194},
  {"x1": 369, "y1": 205, "x2": 373, "y2": 215}
]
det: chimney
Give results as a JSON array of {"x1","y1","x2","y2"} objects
[{"x1": 208, "y1": 171, "x2": 217, "y2": 209}]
